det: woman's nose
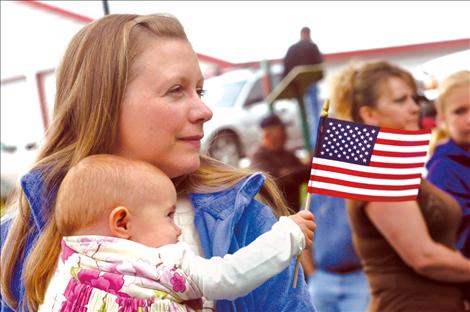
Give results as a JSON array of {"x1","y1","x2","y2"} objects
[
  {"x1": 190, "y1": 96, "x2": 213, "y2": 123},
  {"x1": 409, "y1": 97, "x2": 420, "y2": 113}
]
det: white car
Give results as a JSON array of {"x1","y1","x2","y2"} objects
[
  {"x1": 201, "y1": 65, "x2": 305, "y2": 166},
  {"x1": 1, "y1": 141, "x2": 38, "y2": 199},
  {"x1": 414, "y1": 49, "x2": 470, "y2": 100},
  {"x1": 412, "y1": 49, "x2": 470, "y2": 129}
]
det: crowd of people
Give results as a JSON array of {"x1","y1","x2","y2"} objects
[{"x1": 0, "y1": 12, "x2": 469, "y2": 312}]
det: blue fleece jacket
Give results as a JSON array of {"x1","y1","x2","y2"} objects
[
  {"x1": 427, "y1": 139, "x2": 470, "y2": 256},
  {"x1": 1, "y1": 171, "x2": 316, "y2": 311}
]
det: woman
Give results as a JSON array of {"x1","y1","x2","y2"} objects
[
  {"x1": 427, "y1": 70, "x2": 470, "y2": 258},
  {"x1": 330, "y1": 61, "x2": 470, "y2": 312},
  {"x1": 0, "y1": 14, "x2": 316, "y2": 311}
]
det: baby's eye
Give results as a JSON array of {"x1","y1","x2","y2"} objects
[{"x1": 453, "y1": 107, "x2": 468, "y2": 115}]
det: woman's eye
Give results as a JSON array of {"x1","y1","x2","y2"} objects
[
  {"x1": 168, "y1": 85, "x2": 184, "y2": 95},
  {"x1": 394, "y1": 95, "x2": 407, "y2": 103},
  {"x1": 197, "y1": 88, "x2": 206, "y2": 98}
]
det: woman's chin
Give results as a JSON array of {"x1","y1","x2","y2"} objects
[{"x1": 165, "y1": 156, "x2": 201, "y2": 178}]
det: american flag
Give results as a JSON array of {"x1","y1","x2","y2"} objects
[{"x1": 308, "y1": 117, "x2": 431, "y2": 201}]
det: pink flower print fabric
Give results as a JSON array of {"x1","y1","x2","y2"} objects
[
  {"x1": 170, "y1": 271, "x2": 187, "y2": 293},
  {"x1": 40, "y1": 235, "x2": 204, "y2": 311}
]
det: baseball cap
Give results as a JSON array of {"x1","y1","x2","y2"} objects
[{"x1": 259, "y1": 114, "x2": 286, "y2": 129}]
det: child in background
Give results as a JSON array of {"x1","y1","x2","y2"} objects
[
  {"x1": 427, "y1": 70, "x2": 470, "y2": 256},
  {"x1": 39, "y1": 154, "x2": 315, "y2": 311}
]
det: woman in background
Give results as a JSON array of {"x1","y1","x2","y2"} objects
[{"x1": 330, "y1": 60, "x2": 470, "y2": 312}]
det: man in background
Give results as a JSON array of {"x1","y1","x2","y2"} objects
[
  {"x1": 283, "y1": 26, "x2": 323, "y2": 148},
  {"x1": 250, "y1": 114, "x2": 310, "y2": 212}
]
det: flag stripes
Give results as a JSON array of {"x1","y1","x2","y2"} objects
[{"x1": 308, "y1": 117, "x2": 431, "y2": 201}]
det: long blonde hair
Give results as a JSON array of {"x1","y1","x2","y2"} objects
[
  {"x1": 1, "y1": 14, "x2": 288, "y2": 311},
  {"x1": 330, "y1": 60, "x2": 417, "y2": 122},
  {"x1": 429, "y1": 70, "x2": 470, "y2": 153}
]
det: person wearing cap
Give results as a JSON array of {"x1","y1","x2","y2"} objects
[{"x1": 250, "y1": 114, "x2": 310, "y2": 212}]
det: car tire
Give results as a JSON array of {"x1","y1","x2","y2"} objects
[{"x1": 208, "y1": 131, "x2": 242, "y2": 167}]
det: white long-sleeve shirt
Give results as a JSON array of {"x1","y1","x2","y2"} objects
[{"x1": 40, "y1": 217, "x2": 304, "y2": 311}]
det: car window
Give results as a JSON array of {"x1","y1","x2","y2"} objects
[
  {"x1": 245, "y1": 73, "x2": 283, "y2": 107},
  {"x1": 203, "y1": 81, "x2": 245, "y2": 107},
  {"x1": 245, "y1": 78, "x2": 264, "y2": 107}
]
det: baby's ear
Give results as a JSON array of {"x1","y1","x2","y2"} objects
[{"x1": 109, "y1": 206, "x2": 131, "y2": 239}]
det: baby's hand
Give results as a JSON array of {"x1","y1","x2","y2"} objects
[{"x1": 289, "y1": 210, "x2": 316, "y2": 249}]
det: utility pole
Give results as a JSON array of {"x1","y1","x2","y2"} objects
[{"x1": 102, "y1": 0, "x2": 110, "y2": 15}]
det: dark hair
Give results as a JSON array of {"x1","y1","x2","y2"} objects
[{"x1": 260, "y1": 114, "x2": 285, "y2": 129}]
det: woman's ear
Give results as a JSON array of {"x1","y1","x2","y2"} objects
[
  {"x1": 109, "y1": 206, "x2": 131, "y2": 239},
  {"x1": 358, "y1": 106, "x2": 379, "y2": 126}
]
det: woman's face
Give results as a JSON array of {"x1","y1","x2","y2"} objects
[
  {"x1": 440, "y1": 84, "x2": 470, "y2": 150},
  {"x1": 115, "y1": 38, "x2": 213, "y2": 178},
  {"x1": 363, "y1": 76, "x2": 420, "y2": 130}
]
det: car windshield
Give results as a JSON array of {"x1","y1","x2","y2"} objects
[{"x1": 203, "y1": 81, "x2": 246, "y2": 107}]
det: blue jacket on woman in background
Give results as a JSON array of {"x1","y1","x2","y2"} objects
[
  {"x1": 1, "y1": 171, "x2": 316, "y2": 312},
  {"x1": 427, "y1": 139, "x2": 470, "y2": 257}
]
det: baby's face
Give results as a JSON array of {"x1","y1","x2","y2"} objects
[{"x1": 129, "y1": 175, "x2": 181, "y2": 248}]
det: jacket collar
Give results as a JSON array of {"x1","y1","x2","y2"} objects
[
  {"x1": 21, "y1": 170, "x2": 48, "y2": 231},
  {"x1": 189, "y1": 172, "x2": 265, "y2": 258},
  {"x1": 190, "y1": 172, "x2": 265, "y2": 220}
]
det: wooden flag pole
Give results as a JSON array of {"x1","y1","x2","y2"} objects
[{"x1": 292, "y1": 99, "x2": 330, "y2": 288}]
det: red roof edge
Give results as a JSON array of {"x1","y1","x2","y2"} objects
[
  {"x1": 323, "y1": 38, "x2": 470, "y2": 61},
  {"x1": 16, "y1": 0, "x2": 232, "y2": 68},
  {"x1": 12, "y1": 1, "x2": 470, "y2": 70},
  {"x1": 17, "y1": 0, "x2": 94, "y2": 23},
  {"x1": 197, "y1": 54, "x2": 234, "y2": 68}
]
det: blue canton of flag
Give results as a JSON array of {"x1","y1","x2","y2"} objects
[{"x1": 316, "y1": 119, "x2": 379, "y2": 166}]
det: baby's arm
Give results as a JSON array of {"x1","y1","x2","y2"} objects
[{"x1": 174, "y1": 210, "x2": 315, "y2": 300}]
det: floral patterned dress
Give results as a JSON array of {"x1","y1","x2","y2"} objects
[{"x1": 39, "y1": 236, "x2": 207, "y2": 312}]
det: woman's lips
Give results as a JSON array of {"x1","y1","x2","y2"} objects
[{"x1": 179, "y1": 135, "x2": 203, "y2": 148}]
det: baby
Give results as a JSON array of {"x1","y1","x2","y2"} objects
[{"x1": 39, "y1": 154, "x2": 315, "y2": 311}]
